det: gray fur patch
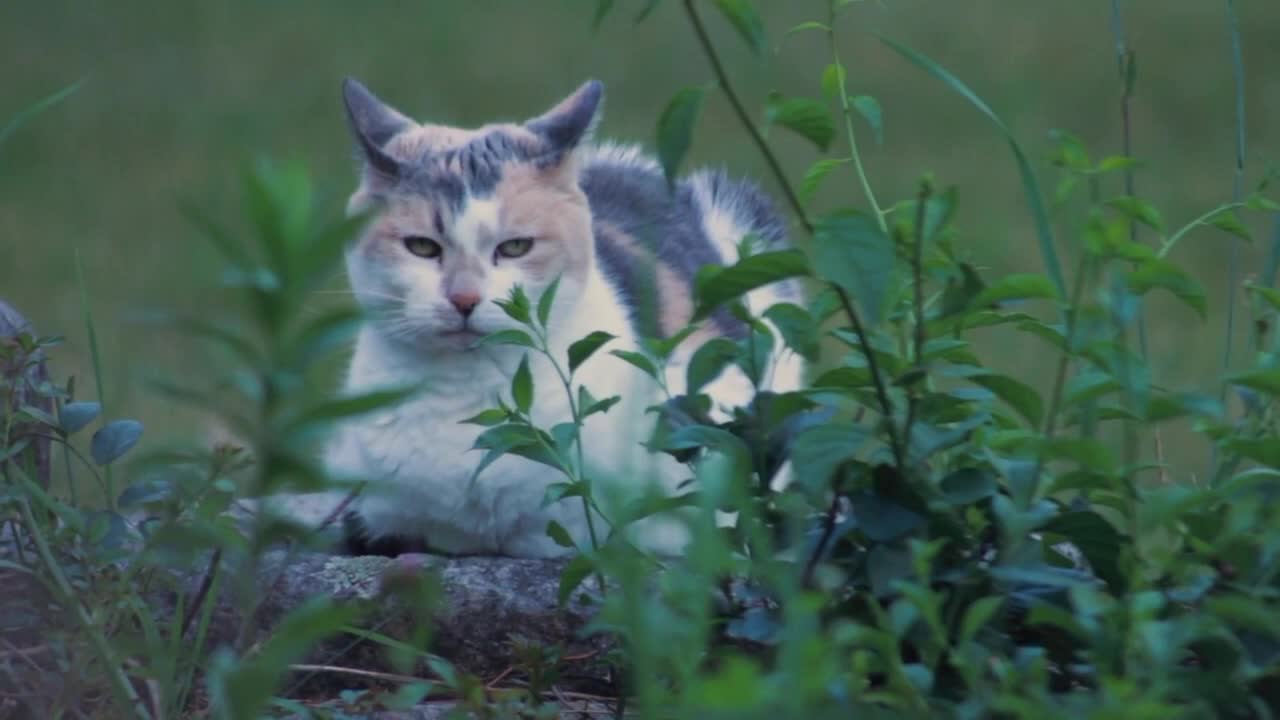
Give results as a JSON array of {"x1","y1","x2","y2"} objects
[{"x1": 584, "y1": 157, "x2": 790, "y2": 339}]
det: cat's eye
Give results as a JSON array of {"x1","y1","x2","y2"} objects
[
  {"x1": 403, "y1": 236, "x2": 443, "y2": 259},
  {"x1": 496, "y1": 237, "x2": 534, "y2": 259}
]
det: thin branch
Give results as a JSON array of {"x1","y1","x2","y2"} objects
[
  {"x1": 1222, "y1": 0, "x2": 1246, "y2": 383},
  {"x1": 1110, "y1": 0, "x2": 1149, "y2": 358},
  {"x1": 682, "y1": 0, "x2": 905, "y2": 473},
  {"x1": 829, "y1": 4, "x2": 886, "y2": 233},
  {"x1": 682, "y1": 0, "x2": 810, "y2": 233}
]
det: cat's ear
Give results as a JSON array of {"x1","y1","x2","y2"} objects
[
  {"x1": 525, "y1": 79, "x2": 604, "y2": 156},
  {"x1": 342, "y1": 77, "x2": 413, "y2": 180}
]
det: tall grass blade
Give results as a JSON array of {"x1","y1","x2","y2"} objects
[
  {"x1": 74, "y1": 249, "x2": 114, "y2": 506},
  {"x1": 0, "y1": 77, "x2": 86, "y2": 151},
  {"x1": 1110, "y1": 0, "x2": 1149, "y2": 358},
  {"x1": 873, "y1": 34, "x2": 1067, "y2": 301}
]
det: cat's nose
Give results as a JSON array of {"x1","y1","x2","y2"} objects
[{"x1": 448, "y1": 291, "x2": 481, "y2": 317}]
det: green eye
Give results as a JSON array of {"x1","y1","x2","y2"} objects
[
  {"x1": 403, "y1": 236, "x2": 442, "y2": 259},
  {"x1": 496, "y1": 237, "x2": 534, "y2": 259}
]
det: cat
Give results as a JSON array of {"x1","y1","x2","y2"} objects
[{"x1": 318, "y1": 77, "x2": 803, "y2": 558}]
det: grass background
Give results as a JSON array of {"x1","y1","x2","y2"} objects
[{"x1": 2, "y1": 1, "x2": 1278, "y2": 475}]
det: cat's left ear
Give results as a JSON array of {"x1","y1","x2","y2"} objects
[{"x1": 525, "y1": 79, "x2": 604, "y2": 156}]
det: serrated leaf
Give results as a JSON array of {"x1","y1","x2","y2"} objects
[
  {"x1": 799, "y1": 158, "x2": 847, "y2": 202},
  {"x1": 852, "y1": 95, "x2": 884, "y2": 145},
  {"x1": 1128, "y1": 258, "x2": 1207, "y2": 319},
  {"x1": 970, "y1": 273, "x2": 1059, "y2": 309},
  {"x1": 90, "y1": 419, "x2": 143, "y2": 465},
  {"x1": 611, "y1": 349, "x2": 659, "y2": 379},
  {"x1": 851, "y1": 492, "x2": 924, "y2": 542},
  {"x1": 495, "y1": 287, "x2": 532, "y2": 324},
  {"x1": 567, "y1": 331, "x2": 616, "y2": 373},
  {"x1": 536, "y1": 276, "x2": 560, "y2": 327},
  {"x1": 693, "y1": 249, "x2": 810, "y2": 320},
  {"x1": 657, "y1": 87, "x2": 705, "y2": 187},
  {"x1": 58, "y1": 401, "x2": 101, "y2": 434},
  {"x1": 1040, "y1": 511, "x2": 1125, "y2": 591},
  {"x1": 545, "y1": 520, "x2": 576, "y2": 548},
  {"x1": 512, "y1": 355, "x2": 533, "y2": 414},
  {"x1": 813, "y1": 211, "x2": 894, "y2": 323},
  {"x1": 765, "y1": 95, "x2": 834, "y2": 151},
  {"x1": 687, "y1": 337, "x2": 740, "y2": 396},
  {"x1": 959, "y1": 596, "x2": 1005, "y2": 645},
  {"x1": 711, "y1": 0, "x2": 765, "y2": 55}
]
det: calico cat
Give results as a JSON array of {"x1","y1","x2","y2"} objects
[{"x1": 323, "y1": 77, "x2": 802, "y2": 558}]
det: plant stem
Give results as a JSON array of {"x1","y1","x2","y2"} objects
[
  {"x1": 682, "y1": 0, "x2": 810, "y2": 234},
  {"x1": 829, "y1": 4, "x2": 886, "y2": 234},
  {"x1": 1109, "y1": 0, "x2": 1149, "y2": 359},
  {"x1": 74, "y1": 249, "x2": 114, "y2": 507},
  {"x1": 1222, "y1": 0, "x2": 1246, "y2": 384},
  {"x1": 682, "y1": 0, "x2": 905, "y2": 473},
  {"x1": 13, "y1": 473, "x2": 150, "y2": 719}
]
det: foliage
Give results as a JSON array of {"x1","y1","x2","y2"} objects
[{"x1": 4, "y1": 0, "x2": 1280, "y2": 718}]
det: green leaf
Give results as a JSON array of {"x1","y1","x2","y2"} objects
[
  {"x1": 545, "y1": 520, "x2": 576, "y2": 549},
  {"x1": 512, "y1": 355, "x2": 533, "y2": 414},
  {"x1": 972, "y1": 373, "x2": 1043, "y2": 427},
  {"x1": 851, "y1": 493, "x2": 925, "y2": 542},
  {"x1": 657, "y1": 87, "x2": 705, "y2": 187},
  {"x1": 460, "y1": 408, "x2": 508, "y2": 427},
  {"x1": 939, "y1": 468, "x2": 996, "y2": 505},
  {"x1": 285, "y1": 387, "x2": 414, "y2": 434},
  {"x1": 1128, "y1": 258, "x2": 1207, "y2": 319},
  {"x1": 495, "y1": 286, "x2": 532, "y2": 325},
  {"x1": 611, "y1": 349, "x2": 659, "y2": 379},
  {"x1": 579, "y1": 386, "x2": 622, "y2": 418},
  {"x1": 875, "y1": 33, "x2": 1066, "y2": 299},
  {"x1": 208, "y1": 598, "x2": 361, "y2": 720},
  {"x1": 687, "y1": 338, "x2": 740, "y2": 396},
  {"x1": 536, "y1": 276, "x2": 561, "y2": 328},
  {"x1": 90, "y1": 419, "x2": 143, "y2": 466},
  {"x1": 787, "y1": 21, "x2": 830, "y2": 35},
  {"x1": 558, "y1": 554, "x2": 594, "y2": 607},
  {"x1": 567, "y1": 331, "x2": 616, "y2": 373},
  {"x1": 1107, "y1": 196, "x2": 1165, "y2": 232},
  {"x1": 58, "y1": 401, "x2": 101, "y2": 434},
  {"x1": 1040, "y1": 511, "x2": 1126, "y2": 591},
  {"x1": 970, "y1": 274, "x2": 1059, "y2": 310},
  {"x1": 813, "y1": 211, "x2": 894, "y2": 323},
  {"x1": 765, "y1": 95, "x2": 834, "y2": 151},
  {"x1": 799, "y1": 158, "x2": 848, "y2": 202},
  {"x1": 959, "y1": 596, "x2": 1005, "y2": 645},
  {"x1": 790, "y1": 423, "x2": 869, "y2": 497},
  {"x1": 592, "y1": 0, "x2": 615, "y2": 29},
  {"x1": 693, "y1": 249, "x2": 810, "y2": 320},
  {"x1": 711, "y1": 0, "x2": 765, "y2": 55},
  {"x1": 852, "y1": 95, "x2": 884, "y2": 145},
  {"x1": 1207, "y1": 208, "x2": 1251, "y2": 240},
  {"x1": 476, "y1": 328, "x2": 538, "y2": 350},
  {"x1": 763, "y1": 302, "x2": 820, "y2": 361},
  {"x1": 1227, "y1": 368, "x2": 1280, "y2": 396}
]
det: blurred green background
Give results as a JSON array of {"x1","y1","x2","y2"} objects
[{"x1": 2, "y1": 1, "x2": 1277, "y2": 473}]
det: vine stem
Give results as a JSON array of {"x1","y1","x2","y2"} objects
[
  {"x1": 1109, "y1": 0, "x2": 1149, "y2": 359},
  {"x1": 682, "y1": 0, "x2": 906, "y2": 474},
  {"x1": 1222, "y1": 0, "x2": 1246, "y2": 386}
]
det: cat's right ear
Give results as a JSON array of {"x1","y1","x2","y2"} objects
[{"x1": 342, "y1": 77, "x2": 412, "y2": 180}]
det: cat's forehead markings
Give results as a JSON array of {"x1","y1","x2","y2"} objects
[{"x1": 453, "y1": 196, "x2": 502, "y2": 248}]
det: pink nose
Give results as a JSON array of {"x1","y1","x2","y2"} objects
[{"x1": 448, "y1": 291, "x2": 481, "y2": 317}]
